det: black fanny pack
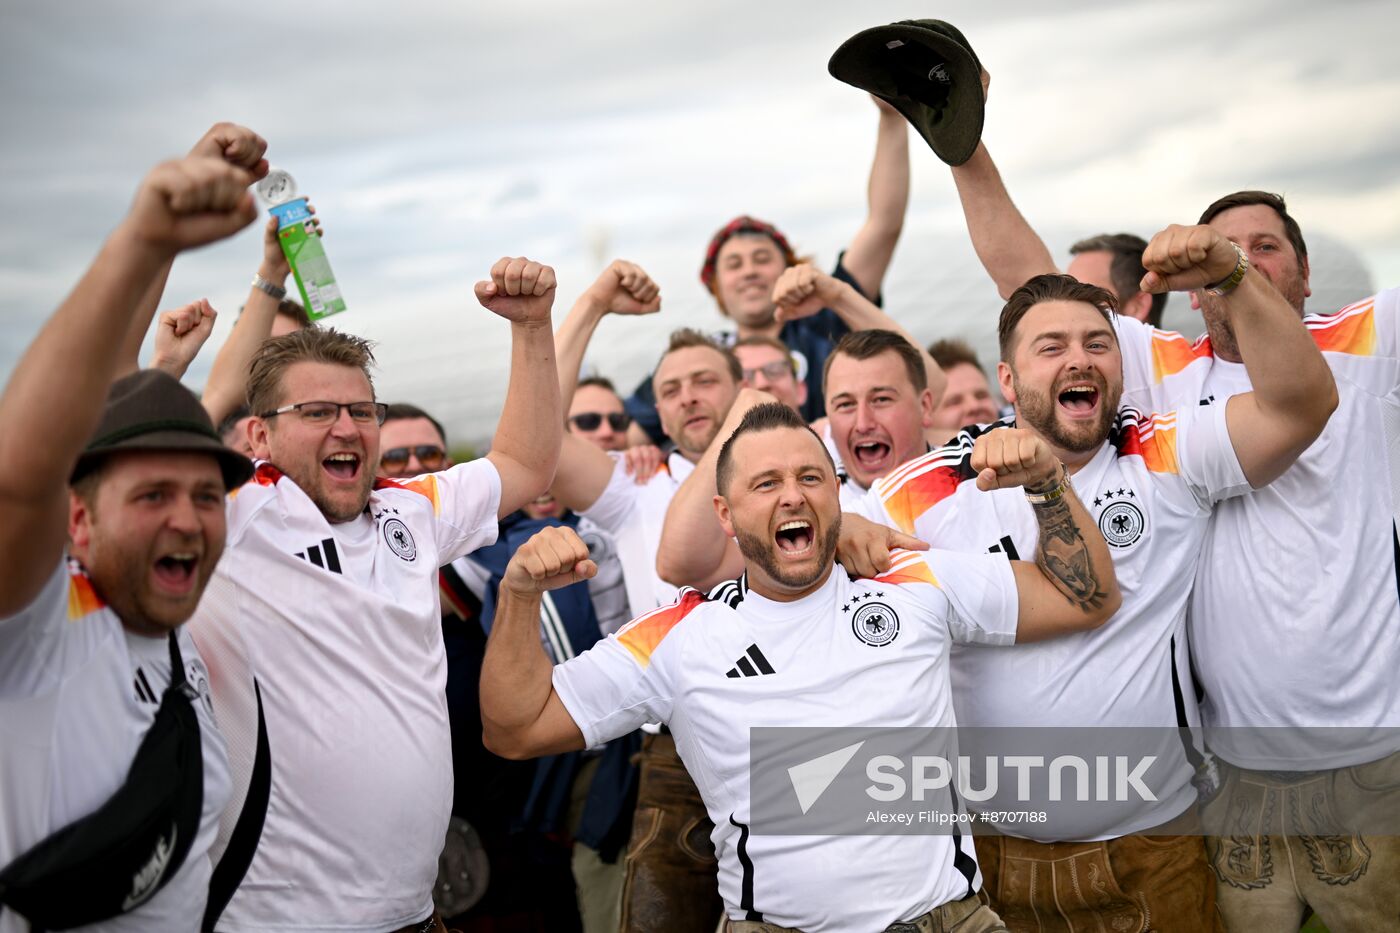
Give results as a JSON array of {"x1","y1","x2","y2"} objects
[{"x1": 0, "y1": 632, "x2": 204, "y2": 929}]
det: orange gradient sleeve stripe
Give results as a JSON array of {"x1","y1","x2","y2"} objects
[
  {"x1": 874, "y1": 553, "x2": 940, "y2": 588},
  {"x1": 1117, "y1": 415, "x2": 1180, "y2": 475},
  {"x1": 1309, "y1": 300, "x2": 1375, "y2": 356},
  {"x1": 879, "y1": 465, "x2": 962, "y2": 536},
  {"x1": 1151, "y1": 331, "x2": 1214, "y2": 382},
  {"x1": 379, "y1": 474, "x2": 443, "y2": 516},
  {"x1": 67, "y1": 573, "x2": 105, "y2": 619},
  {"x1": 616, "y1": 589, "x2": 706, "y2": 668}
]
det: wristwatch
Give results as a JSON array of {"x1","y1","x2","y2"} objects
[{"x1": 251, "y1": 273, "x2": 287, "y2": 301}]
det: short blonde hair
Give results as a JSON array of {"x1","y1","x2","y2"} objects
[{"x1": 246, "y1": 328, "x2": 377, "y2": 417}]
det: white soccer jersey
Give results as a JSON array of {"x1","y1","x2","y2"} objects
[
  {"x1": 860, "y1": 405, "x2": 1251, "y2": 840},
  {"x1": 187, "y1": 458, "x2": 501, "y2": 933},
  {"x1": 552, "y1": 554, "x2": 1018, "y2": 933},
  {"x1": 1116, "y1": 293, "x2": 1400, "y2": 768},
  {"x1": 582, "y1": 450, "x2": 692, "y2": 615},
  {"x1": 0, "y1": 560, "x2": 231, "y2": 933}
]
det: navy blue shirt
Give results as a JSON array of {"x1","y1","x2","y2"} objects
[{"x1": 625, "y1": 253, "x2": 877, "y2": 444}]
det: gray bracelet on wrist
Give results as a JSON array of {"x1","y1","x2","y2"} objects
[{"x1": 252, "y1": 273, "x2": 287, "y2": 301}]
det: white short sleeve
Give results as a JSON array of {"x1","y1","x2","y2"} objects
[
  {"x1": 578, "y1": 455, "x2": 641, "y2": 534},
  {"x1": 0, "y1": 559, "x2": 68, "y2": 697},
  {"x1": 924, "y1": 550, "x2": 1019, "y2": 646},
  {"x1": 1172, "y1": 400, "x2": 1252, "y2": 506},
  {"x1": 551, "y1": 594, "x2": 702, "y2": 747},
  {"x1": 428, "y1": 458, "x2": 504, "y2": 562}
]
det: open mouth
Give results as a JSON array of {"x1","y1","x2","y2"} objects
[
  {"x1": 152, "y1": 553, "x2": 198, "y2": 594},
  {"x1": 774, "y1": 519, "x2": 814, "y2": 557},
  {"x1": 323, "y1": 452, "x2": 361, "y2": 481},
  {"x1": 852, "y1": 441, "x2": 891, "y2": 470},
  {"x1": 1057, "y1": 385, "x2": 1100, "y2": 418}
]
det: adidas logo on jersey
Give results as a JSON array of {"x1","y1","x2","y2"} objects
[
  {"x1": 294, "y1": 538, "x2": 342, "y2": 574},
  {"x1": 725, "y1": 643, "x2": 776, "y2": 678}
]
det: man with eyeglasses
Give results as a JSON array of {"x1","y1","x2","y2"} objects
[{"x1": 186, "y1": 257, "x2": 563, "y2": 933}]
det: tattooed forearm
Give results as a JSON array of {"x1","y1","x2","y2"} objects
[{"x1": 1030, "y1": 495, "x2": 1109, "y2": 611}]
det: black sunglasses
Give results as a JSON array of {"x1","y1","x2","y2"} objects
[
  {"x1": 569, "y1": 412, "x2": 631, "y2": 432},
  {"x1": 380, "y1": 445, "x2": 447, "y2": 470}
]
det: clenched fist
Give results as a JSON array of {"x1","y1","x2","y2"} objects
[
  {"x1": 122, "y1": 157, "x2": 258, "y2": 253},
  {"x1": 971, "y1": 427, "x2": 1062, "y2": 492},
  {"x1": 583, "y1": 259, "x2": 661, "y2": 316},
  {"x1": 503, "y1": 525, "x2": 598, "y2": 597},
  {"x1": 476, "y1": 256, "x2": 557, "y2": 326},
  {"x1": 772, "y1": 264, "x2": 849, "y2": 323},
  {"x1": 187, "y1": 122, "x2": 269, "y2": 180},
  {"x1": 1139, "y1": 224, "x2": 1243, "y2": 294}
]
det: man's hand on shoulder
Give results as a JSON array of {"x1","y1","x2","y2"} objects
[
  {"x1": 476, "y1": 257, "x2": 557, "y2": 326},
  {"x1": 503, "y1": 526, "x2": 598, "y2": 597}
]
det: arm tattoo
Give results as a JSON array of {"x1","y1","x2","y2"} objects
[{"x1": 1030, "y1": 494, "x2": 1109, "y2": 611}]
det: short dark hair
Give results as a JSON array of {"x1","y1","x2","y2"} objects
[
  {"x1": 1069, "y1": 233, "x2": 1166, "y2": 328},
  {"x1": 927, "y1": 338, "x2": 986, "y2": 376},
  {"x1": 733, "y1": 334, "x2": 797, "y2": 374},
  {"x1": 715, "y1": 402, "x2": 832, "y2": 496},
  {"x1": 822, "y1": 329, "x2": 927, "y2": 395},
  {"x1": 1198, "y1": 190, "x2": 1308, "y2": 266},
  {"x1": 578, "y1": 375, "x2": 619, "y2": 395},
  {"x1": 654, "y1": 328, "x2": 743, "y2": 384},
  {"x1": 383, "y1": 403, "x2": 447, "y2": 446},
  {"x1": 998, "y1": 273, "x2": 1118, "y2": 361},
  {"x1": 218, "y1": 404, "x2": 252, "y2": 439},
  {"x1": 276, "y1": 298, "x2": 315, "y2": 330}
]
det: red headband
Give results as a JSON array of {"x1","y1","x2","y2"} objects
[{"x1": 700, "y1": 215, "x2": 796, "y2": 288}]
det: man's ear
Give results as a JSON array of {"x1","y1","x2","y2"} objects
[
  {"x1": 1123, "y1": 291, "x2": 1153, "y2": 323},
  {"x1": 917, "y1": 388, "x2": 935, "y2": 430},
  {"x1": 997, "y1": 361, "x2": 1017, "y2": 405},
  {"x1": 1301, "y1": 255, "x2": 1312, "y2": 299},
  {"x1": 713, "y1": 494, "x2": 735, "y2": 538},
  {"x1": 1189, "y1": 290, "x2": 1201, "y2": 312},
  {"x1": 69, "y1": 489, "x2": 94, "y2": 560},
  {"x1": 249, "y1": 416, "x2": 272, "y2": 461}
]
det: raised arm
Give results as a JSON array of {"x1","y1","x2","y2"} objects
[
  {"x1": 971, "y1": 428, "x2": 1120, "y2": 641},
  {"x1": 0, "y1": 157, "x2": 257, "y2": 616},
  {"x1": 655, "y1": 388, "x2": 773, "y2": 590},
  {"x1": 555, "y1": 259, "x2": 660, "y2": 411},
  {"x1": 481, "y1": 525, "x2": 592, "y2": 759},
  {"x1": 477, "y1": 257, "x2": 564, "y2": 517},
  {"x1": 117, "y1": 123, "x2": 268, "y2": 380},
  {"x1": 1140, "y1": 225, "x2": 1338, "y2": 487},
  {"x1": 148, "y1": 298, "x2": 219, "y2": 379},
  {"x1": 840, "y1": 96, "x2": 911, "y2": 299},
  {"x1": 202, "y1": 207, "x2": 320, "y2": 425},
  {"x1": 772, "y1": 263, "x2": 946, "y2": 406}
]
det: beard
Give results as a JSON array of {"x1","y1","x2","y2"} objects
[
  {"x1": 733, "y1": 516, "x2": 841, "y2": 592},
  {"x1": 283, "y1": 459, "x2": 373, "y2": 523},
  {"x1": 1198, "y1": 266, "x2": 1307, "y2": 362},
  {"x1": 1014, "y1": 372, "x2": 1121, "y2": 454}
]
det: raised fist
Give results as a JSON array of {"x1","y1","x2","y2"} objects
[
  {"x1": 585, "y1": 259, "x2": 661, "y2": 316},
  {"x1": 123, "y1": 157, "x2": 258, "y2": 253},
  {"x1": 1139, "y1": 224, "x2": 1243, "y2": 294},
  {"x1": 772, "y1": 264, "x2": 847, "y2": 323},
  {"x1": 150, "y1": 298, "x2": 218, "y2": 377},
  {"x1": 475, "y1": 257, "x2": 558, "y2": 326},
  {"x1": 188, "y1": 122, "x2": 269, "y2": 180},
  {"x1": 503, "y1": 525, "x2": 597, "y2": 596},
  {"x1": 971, "y1": 427, "x2": 1062, "y2": 493}
]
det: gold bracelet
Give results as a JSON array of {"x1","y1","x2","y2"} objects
[
  {"x1": 1204, "y1": 243, "x2": 1250, "y2": 297},
  {"x1": 1024, "y1": 464, "x2": 1068, "y2": 504}
]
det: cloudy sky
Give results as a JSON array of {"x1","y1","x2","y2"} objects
[{"x1": 3, "y1": 0, "x2": 1397, "y2": 444}]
